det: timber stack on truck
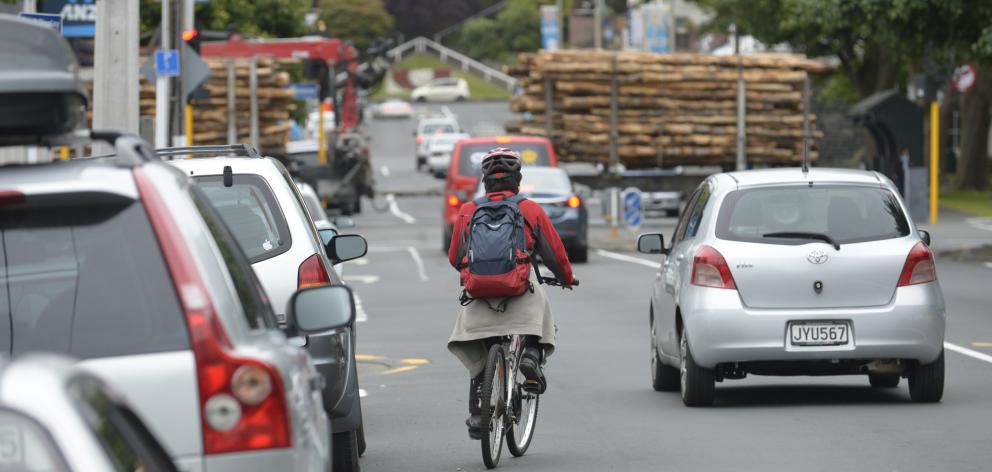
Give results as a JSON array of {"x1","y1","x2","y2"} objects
[
  {"x1": 201, "y1": 35, "x2": 389, "y2": 214},
  {"x1": 504, "y1": 50, "x2": 831, "y2": 193}
]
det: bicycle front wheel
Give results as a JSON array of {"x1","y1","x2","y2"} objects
[
  {"x1": 506, "y1": 379, "x2": 539, "y2": 457},
  {"x1": 480, "y1": 344, "x2": 506, "y2": 469}
]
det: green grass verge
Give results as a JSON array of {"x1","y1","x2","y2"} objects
[
  {"x1": 940, "y1": 190, "x2": 992, "y2": 217},
  {"x1": 371, "y1": 53, "x2": 511, "y2": 101}
]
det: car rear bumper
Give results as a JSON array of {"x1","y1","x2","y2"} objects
[
  {"x1": 203, "y1": 446, "x2": 327, "y2": 472},
  {"x1": 682, "y1": 282, "x2": 946, "y2": 369},
  {"x1": 426, "y1": 154, "x2": 451, "y2": 170}
]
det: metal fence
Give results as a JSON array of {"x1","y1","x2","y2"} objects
[{"x1": 386, "y1": 36, "x2": 518, "y2": 92}]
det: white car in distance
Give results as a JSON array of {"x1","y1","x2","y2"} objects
[
  {"x1": 425, "y1": 132, "x2": 471, "y2": 176},
  {"x1": 412, "y1": 77, "x2": 470, "y2": 102}
]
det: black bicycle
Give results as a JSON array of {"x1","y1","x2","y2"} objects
[{"x1": 479, "y1": 278, "x2": 577, "y2": 469}]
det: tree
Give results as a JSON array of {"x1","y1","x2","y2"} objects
[
  {"x1": 319, "y1": 0, "x2": 395, "y2": 51},
  {"x1": 456, "y1": 0, "x2": 541, "y2": 64},
  {"x1": 139, "y1": 0, "x2": 310, "y2": 39},
  {"x1": 385, "y1": 0, "x2": 500, "y2": 40},
  {"x1": 695, "y1": 0, "x2": 992, "y2": 190}
]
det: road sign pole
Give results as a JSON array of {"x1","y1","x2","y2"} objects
[
  {"x1": 156, "y1": 0, "x2": 171, "y2": 148},
  {"x1": 929, "y1": 101, "x2": 940, "y2": 225},
  {"x1": 610, "y1": 187, "x2": 619, "y2": 239}
]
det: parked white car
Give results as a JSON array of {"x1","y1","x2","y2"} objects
[{"x1": 412, "y1": 77, "x2": 470, "y2": 102}]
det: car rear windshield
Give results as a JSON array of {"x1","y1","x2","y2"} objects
[
  {"x1": 457, "y1": 143, "x2": 552, "y2": 177},
  {"x1": 716, "y1": 185, "x2": 911, "y2": 245},
  {"x1": 0, "y1": 200, "x2": 188, "y2": 359},
  {"x1": 421, "y1": 123, "x2": 456, "y2": 134},
  {"x1": 195, "y1": 174, "x2": 291, "y2": 263},
  {"x1": 520, "y1": 170, "x2": 571, "y2": 196}
]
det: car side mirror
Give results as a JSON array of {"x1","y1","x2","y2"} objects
[
  {"x1": 332, "y1": 215, "x2": 355, "y2": 228},
  {"x1": 327, "y1": 234, "x2": 367, "y2": 264},
  {"x1": 637, "y1": 233, "x2": 668, "y2": 255},
  {"x1": 918, "y1": 229, "x2": 931, "y2": 246},
  {"x1": 287, "y1": 285, "x2": 356, "y2": 334}
]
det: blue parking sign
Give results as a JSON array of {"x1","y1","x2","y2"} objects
[{"x1": 155, "y1": 50, "x2": 180, "y2": 77}]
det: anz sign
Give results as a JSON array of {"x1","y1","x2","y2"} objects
[{"x1": 42, "y1": 0, "x2": 96, "y2": 38}]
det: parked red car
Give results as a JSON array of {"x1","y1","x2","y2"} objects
[{"x1": 442, "y1": 136, "x2": 559, "y2": 251}]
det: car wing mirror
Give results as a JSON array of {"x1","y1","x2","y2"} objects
[
  {"x1": 287, "y1": 285, "x2": 356, "y2": 334},
  {"x1": 917, "y1": 229, "x2": 931, "y2": 246},
  {"x1": 637, "y1": 233, "x2": 668, "y2": 255},
  {"x1": 327, "y1": 234, "x2": 368, "y2": 264}
]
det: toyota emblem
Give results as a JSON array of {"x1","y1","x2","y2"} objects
[{"x1": 807, "y1": 250, "x2": 828, "y2": 264}]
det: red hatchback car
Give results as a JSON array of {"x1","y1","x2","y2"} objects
[{"x1": 442, "y1": 136, "x2": 558, "y2": 251}]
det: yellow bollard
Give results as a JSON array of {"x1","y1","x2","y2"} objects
[{"x1": 929, "y1": 101, "x2": 939, "y2": 225}]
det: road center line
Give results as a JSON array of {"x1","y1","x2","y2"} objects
[
  {"x1": 595, "y1": 249, "x2": 662, "y2": 269},
  {"x1": 407, "y1": 246, "x2": 430, "y2": 281},
  {"x1": 945, "y1": 342, "x2": 992, "y2": 364},
  {"x1": 386, "y1": 193, "x2": 416, "y2": 224}
]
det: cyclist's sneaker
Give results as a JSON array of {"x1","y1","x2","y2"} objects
[
  {"x1": 466, "y1": 415, "x2": 483, "y2": 440},
  {"x1": 519, "y1": 348, "x2": 546, "y2": 394}
]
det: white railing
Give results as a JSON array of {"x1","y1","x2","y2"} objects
[{"x1": 386, "y1": 36, "x2": 518, "y2": 92}]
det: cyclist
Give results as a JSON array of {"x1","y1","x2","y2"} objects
[{"x1": 447, "y1": 147, "x2": 576, "y2": 439}]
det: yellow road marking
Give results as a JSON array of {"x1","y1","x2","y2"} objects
[
  {"x1": 971, "y1": 342, "x2": 992, "y2": 348},
  {"x1": 400, "y1": 358, "x2": 431, "y2": 365},
  {"x1": 355, "y1": 354, "x2": 385, "y2": 361},
  {"x1": 381, "y1": 365, "x2": 419, "y2": 375}
]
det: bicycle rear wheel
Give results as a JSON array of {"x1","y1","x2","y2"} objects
[
  {"x1": 480, "y1": 344, "x2": 506, "y2": 469},
  {"x1": 506, "y1": 374, "x2": 539, "y2": 457}
]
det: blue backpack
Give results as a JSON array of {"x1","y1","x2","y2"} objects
[{"x1": 459, "y1": 195, "x2": 535, "y2": 306}]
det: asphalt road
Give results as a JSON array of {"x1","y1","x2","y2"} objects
[{"x1": 348, "y1": 101, "x2": 992, "y2": 471}]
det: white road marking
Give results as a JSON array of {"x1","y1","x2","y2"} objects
[
  {"x1": 407, "y1": 246, "x2": 430, "y2": 281},
  {"x1": 354, "y1": 293, "x2": 368, "y2": 323},
  {"x1": 595, "y1": 249, "x2": 662, "y2": 269},
  {"x1": 945, "y1": 342, "x2": 992, "y2": 364},
  {"x1": 386, "y1": 193, "x2": 416, "y2": 224},
  {"x1": 966, "y1": 217, "x2": 992, "y2": 232},
  {"x1": 343, "y1": 275, "x2": 380, "y2": 284},
  {"x1": 380, "y1": 165, "x2": 391, "y2": 177},
  {"x1": 359, "y1": 388, "x2": 368, "y2": 398}
]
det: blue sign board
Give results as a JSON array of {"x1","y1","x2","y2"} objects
[
  {"x1": 155, "y1": 50, "x2": 180, "y2": 78},
  {"x1": 622, "y1": 187, "x2": 643, "y2": 228},
  {"x1": 642, "y1": 4, "x2": 670, "y2": 53},
  {"x1": 41, "y1": 0, "x2": 95, "y2": 38},
  {"x1": 18, "y1": 13, "x2": 63, "y2": 34},
  {"x1": 540, "y1": 5, "x2": 560, "y2": 51},
  {"x1": 289, "y1": 83, "x2": 319, "y2": 100}
]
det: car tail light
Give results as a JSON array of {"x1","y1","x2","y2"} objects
[
  {"x1": 691, "y1": 245, "x2": 737, "y2": 289},
  {"x1": 0, "y1": 190, "x2": 25, "y2": 206},
  {"x1": 898, "y1": 242, "x2": 937, "y2": 286},
  {"x1": 416, "y1": 136, "x2": 424, "y2": 145},
  {"x1": 567, "y1": 195, "x2": 581, "y2": 208},
  {"x1": 447, "y1": 194, "x2": 461, "y2": 207},
  {"x1": 134, "y1": 168, "x2": 291, "y2": 454},
  {"x1": 298, "y1": 253, "x2": 330, "y2": 289}
]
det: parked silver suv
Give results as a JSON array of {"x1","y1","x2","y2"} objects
[{"x1": 639, "y1": 168, "x2": 945, "y2": 406}]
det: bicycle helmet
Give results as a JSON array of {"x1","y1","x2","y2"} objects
[{"x1": 481, "y1": 147, "x2": 523, "y2": 193}]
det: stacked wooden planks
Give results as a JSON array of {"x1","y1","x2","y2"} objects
[
  {"x1": 504, "y1": 50, "x2": 830, "y2": 168},
  {"x1": 139, "y1": 57, "x2": 297, "y2": 155}
]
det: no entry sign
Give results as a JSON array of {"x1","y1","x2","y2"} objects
[{"x1": 952, "y1": 64, "x2": 977, "y2": 93}]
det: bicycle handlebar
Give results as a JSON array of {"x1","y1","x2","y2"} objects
[{"x1": 539, "y1": 277, "x2": 579, "y2": 288}]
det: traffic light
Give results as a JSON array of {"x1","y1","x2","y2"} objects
[{"x1": 182, "y1": 28, "x2": 200, "y2": 54}]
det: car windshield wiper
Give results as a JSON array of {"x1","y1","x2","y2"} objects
[{"x1": 762, "y1": 231, "x2": 840, "y2": 250}]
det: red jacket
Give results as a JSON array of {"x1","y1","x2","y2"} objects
[{"x1": 448, "y1": 190, "x2": 575, "y2": 285}]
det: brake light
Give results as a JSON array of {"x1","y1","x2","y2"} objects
[
  {"x1": 898, "y1": 242, "x2": 937, "y2": 286},
  {"x1": 691, "y1": 245, "x2": 737, "y2": 289},
  {"x1": 567, "y1": 195, "x2": 581, "y2": 208},
  {"x1": 134, "y1": 168, "x2": 291, "y2": 454},
  {"x1": 416, "y1": 136, "x2": 424, "y2": 145},
  {"x1": 298, "y1": 253, "x2": 330, "y2": 289},
  {"x1": 0, "y1": 190, "x2": 25, "y2": 206},
  {"x1": 448, "y1": 194, "x2": 461, "y2": 207}
]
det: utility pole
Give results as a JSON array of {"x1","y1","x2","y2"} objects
[
  {"x1": 556, "y1": 0, "x2": 564, "y2": 49},
  {"x1": 93, "y1": 0, "x2": 140, "y2": 146},
  {"x1": 593, "y1": 0, "x2": 603, "y2": 49},
  {"x1": 183, "y1": 0, "x2": 194, "y2": 145},
  {"x1": 156, "y1": 0, "x2": 171, "y2": 148},
  {"x1": 734, "y1": 24, "x2": 746, "y2": 171}
]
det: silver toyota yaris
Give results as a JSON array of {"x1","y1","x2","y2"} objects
[{"x1": 638, "y1": 168, "x2": 945, "y2": 406}]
